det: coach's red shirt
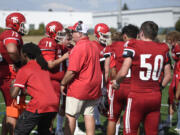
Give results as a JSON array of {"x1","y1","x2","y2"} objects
[
  {"x1": 123, "y1": 40, "x2": 169, "y2": 93},
  {"x1": 14, "y1": 60, "x2": 59, "y2": 113},
  {"x1": 67, "y1": 37, "x2": 102, "y2": 100},
  {"x1": 0, "y1": 29, "x2": 23, "y2": 79}
]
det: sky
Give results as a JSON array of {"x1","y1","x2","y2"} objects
[{"x1": 0, "y1": 0, "x2": 180, "y2": 12}]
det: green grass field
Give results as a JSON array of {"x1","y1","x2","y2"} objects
[{"x1": 0, "y1": 85, "x2": 179, "y2": 135}]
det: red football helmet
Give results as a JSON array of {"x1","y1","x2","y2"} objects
[
  {"x1": 94, "y1": 23, "x2": 111, "y2": 46},
  {"x1": 6, "y1": 12, "x2": 27, "y2": 35},
  {"x1": 172, "y1": 43, "x2": 180, "y2": 61},
  {"x1": 46, "y1": 21, "x2": 65, "y2": 42}
]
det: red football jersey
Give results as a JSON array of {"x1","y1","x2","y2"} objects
[
  {"x1": 175, "y1": 61, "x2": 180, "y2": 91},
  {"x1": 104, "y1": 41, "x2": 131, "y2": 85},
  {"x1": 0, "y1": 29, "x2": 23, "y2": 78},
  {"x1": 123, "y1": 40, "x2": 170, "y2": 92},
  {"x1": 57, "y1": 44, "x2": 74, "y2": 72},
  {"x1": 92, "y1": 41, "x2": 106, "y2": 72}
]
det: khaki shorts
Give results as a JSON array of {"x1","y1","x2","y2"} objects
[{"x1": 65, "y1": 96, "x2": 99, "y2": 117}]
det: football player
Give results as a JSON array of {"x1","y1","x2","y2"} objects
[
  {"x1": 112, "y1": 21, "x2": 171, "y2": 135},
  {"x1": 93, "y1": 23, "x2": 111, "y2": 132},
  {"x1": 166, "y1": 31, "x2": 180, "y2": 130},
  {"x1": 104, "y1": 24, "x2": 139, "y2": 135},
  {"x1": 0, "y1": 12, "x2": 27, "y2": 135},
  {"x1": 38, "y1": 21, "x2": 69, "y2": 134}
]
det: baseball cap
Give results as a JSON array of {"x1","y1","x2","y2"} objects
[{"x1": 72, "y1": 21, "x2": 88, "y2": 34}]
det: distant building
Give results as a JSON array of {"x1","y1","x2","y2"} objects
[
  {"x1": 0, "y1": 10, "x2": 93, "y2": 29},
  {"x1": 0, "y1": 6, "x2": 179, "y2": 31},
  {"x1": 93, "y1": 6, "x2": 180, "y2": 29}
]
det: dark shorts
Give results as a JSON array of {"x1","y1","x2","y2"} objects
[{"x1": 14, "y1": 110, "x2": 56, "y2": 135}]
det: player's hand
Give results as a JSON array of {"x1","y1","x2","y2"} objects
[
  {"x1": 172, "y1": 99, "x2": 179, "y2": 111},
  {"x1": 62, "y1": 52, "x2": 69, "y2": 60},
  {"x1": 61, "y1": 85, "x2": 66, "y2": 96},
  {"x1": 10, "y1": 79, "x2": 16, "y2": 88},
  {"x1": 111, "y1": 80, "x2": 120, "y2": 90}
]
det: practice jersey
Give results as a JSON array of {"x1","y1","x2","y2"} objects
[
  {"x1": 92, "y1": 41, "x2": 106, "y2": 72},
  {"x1": 123, "y1": 40, "x2": 170, "y2": 92},
  {"x1": 0, "y1": 29, "x2": 23, "y2": 78},
  {"x1": 38, "y1": 37, "x2": 60, "y2": 73},
  {"x1": 104, "y1": 41, "x2": 131, "y2": 85},
  {"x1": 175, "y1": 61, "x2": 180, "y2": 90},
  {"x1": 57, "y1": 44, "x2": 74, "y2": 72}
]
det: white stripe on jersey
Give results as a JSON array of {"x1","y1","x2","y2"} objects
[{"x1": 124, "y1": 49, "x2": 135, "y2": 57}]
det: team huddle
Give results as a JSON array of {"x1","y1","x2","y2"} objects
[{"x1": 0, "y1": 11, "x2": 180, "y2": 135}]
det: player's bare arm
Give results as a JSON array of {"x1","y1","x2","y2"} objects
[
  {"x1": 161, "y1": 64, "x2": 171, "y2": 88},
  {"x1": 104, "y1": 57, "x2": 110, "y2": 82},
  {"x1": 10, "y1": 86, "x2": 21, "y2": 98},
  {"x1": 6, "y1": 43, "x2": 20, "y2": 63},
  {"x1": 48, "y1": 52, "x2": 69, "y2": 69},
  {"x1": 112, "y1": 57, "x2": 132, "y2": 89},
  {"x1": 176, "y1": 81, "x2": 180, "y2": 100}
]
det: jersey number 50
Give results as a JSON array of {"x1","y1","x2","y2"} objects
[{"x1": 140, "y1": 54, "x2": 163, "y2": 81}]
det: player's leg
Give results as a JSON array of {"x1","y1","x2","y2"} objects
[
  {"x1": 144, "y1": 92, "x2": 161, "y2": 135},
  {"x1": 94, "y1": 106, "x2": 104, "y2": 131},
  {"x1": 123, "y1": 97, "x2": 143, "y2": 135},
  {"x1": 176, "y1": 101, "x2": 180, "y2": 131},
  {"x1": 144, "y1": 111, "x2": 160, "y2": 135},
  {"x1": 56, "y1": 94, "x2": 66, "y2": 135},
  {"x1": 1, "y1": 78, "x2": 14, "y2": 135},
  {"x1": 56, "y1": 113, "x2": 64, "y2": 135},
  {"x1": 107, "y1": 89, "x2": 122, "y2": 135}
]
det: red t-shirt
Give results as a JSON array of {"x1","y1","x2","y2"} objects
[
  {"x1": 0, "y1": 29, "x2": 23, "y2": 79},
  {"x1": 14, "y1": 60, "x2": 59, "y2": 113},
  {"x1": 123, "y1": 40, "x2": 169, "y2": 93},
  {"x1": 67, "y1": 37, "x2": 102, "y2": 100}
]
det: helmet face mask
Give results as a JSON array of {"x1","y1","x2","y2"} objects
[
  {"x1": 98, "y1": 31, "x2": 111, "y2": 46},
  {"x1": 19, "y1": 22, "x2": 28, "y2": 35},
  {"x1": 55, "y1": 30, "x2": 66, "y2": 42},
  {"x1": 94, "y1": 23, "x2": 111, "y2": 46}
]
